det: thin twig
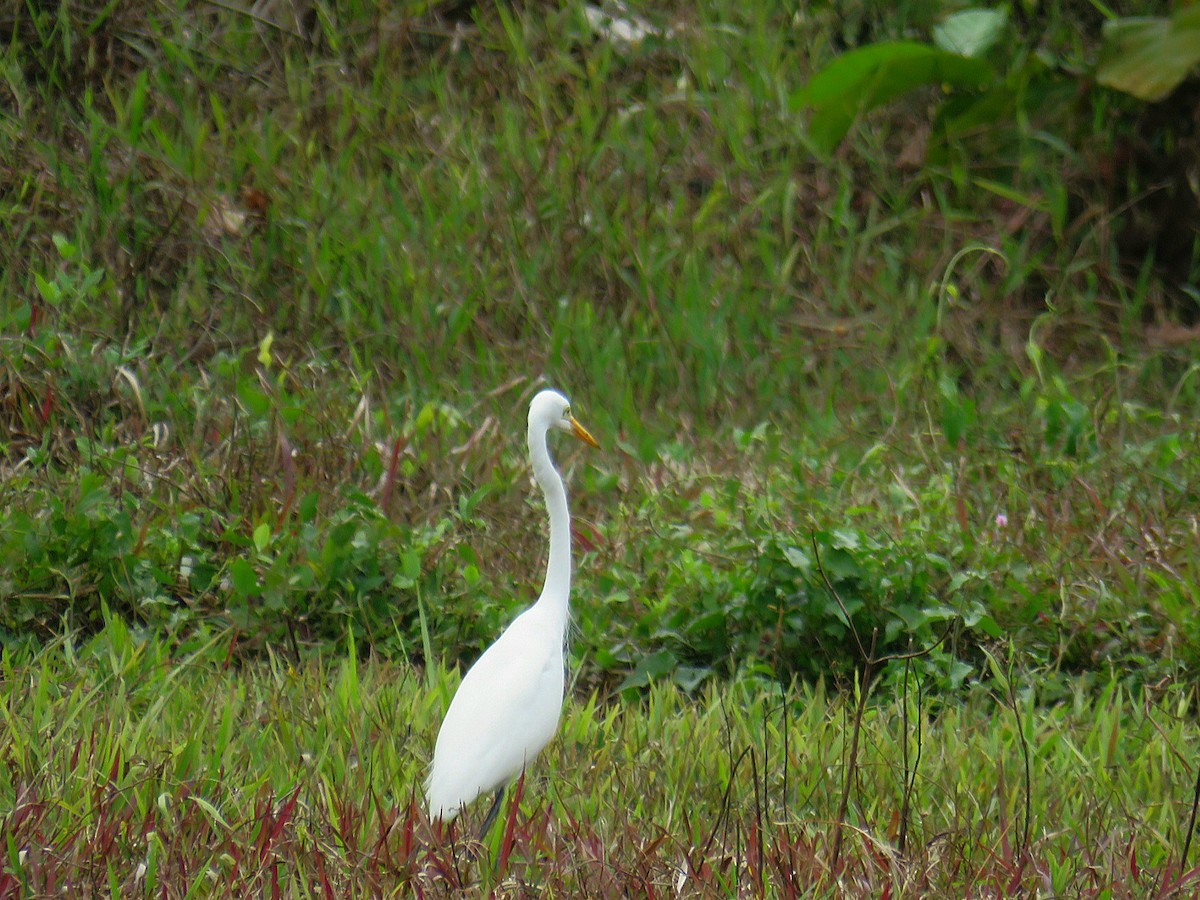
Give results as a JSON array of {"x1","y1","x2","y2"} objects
[
  {"x1": 782, "y1": 690, "x2": 790, "y2": 826},
  {"x1": 1181, "y1": 760, "x2": 1200, "y2": 871},
  {"x1": 898, "y1": 648, "x2": 912, "y2": 854},
  {"x1": 811, "y1": 533, "x2": 868, "y2": 660},
  {"x1": 750, "y1": 748, "x2": 765, "y2": 897},
  {"x1": 831, "y1": 628, "x2": 877, "y2": 872},
  {"x1": 700, "y1": 743, "x2": 755, "y2": 865},
  {"x1": 1001, "y1": 646, "x2": 1032, "y2": 872}
]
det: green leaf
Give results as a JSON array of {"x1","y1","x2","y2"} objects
[
  {"x1": 932, "y1": 8, "x2": 1008, "y2": 59},
  {"x1": 257, "y1": 331, "x2": 275, "y2": 367},
  {"x1": 793, "y1": 41, "x2": 992, "y2": 156},
  {"x1": 186, "y1": 795, "x2": 232, "y2": 831},
  {"x1": 34, "y1": 272, "x2": 61, "y2": 305},
  {"x1": 821, "y1": 548, "x2": 863, "y2": 580},
  {"x1": 325, "y1": 520, "x2": 356, "y2": 552},
  {"x1": 401, "y1": 550, "x2": 421, "y2": 582},
  {"x1": 618, "y1": 649, "x2": 677, "y2": 691},
  {"x1": 51, "y1": 233, "x2": 78, "y2": 260},
  {"x1": 963, "y1": 603, "x2": 1003, "y2": 637},
  {"x1": 673, "y1": 665, "x2": 712, "y2": 692},
  {"x1": 235, "y1": 377, "x2": 271, "y2": 418},
  {"x1": 252, "y1": 522, "x2": 271, "y2": 553},
  {"x1": 229, "y1": 558, "x2": 259, "y2": 597},
  {"x1": 939, "y1": 374, "x2": 976, "y2": 448},
  {"x1": 782, "y1": 545, "x2": 811, "y2": 573},
  {"x1": 298, "y1": 491, "x2": 320, "y2": 523},
  {"x1": 1097, "y1": 7, "x2": 1200, "y2": 102},
  {"x1": 829, "y1": 528, "x2": 862, "y2": 552},
  {"x1": 414, "y1": 402, "x2": 438, "y2": 435}
]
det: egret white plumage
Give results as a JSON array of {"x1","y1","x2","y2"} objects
[{"x1": 426, "y1": 389, "x2": 598, "y2": 827}]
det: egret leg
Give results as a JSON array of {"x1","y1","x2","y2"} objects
[{"x1": 477, "y1": 786, "x2": 506, "y2": 840}]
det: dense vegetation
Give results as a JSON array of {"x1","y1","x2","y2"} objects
[{"x1": 1, "y1": 0, "x2": 1198, "y2": 893}]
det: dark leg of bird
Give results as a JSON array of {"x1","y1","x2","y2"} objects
[{"x1": 477, "y1": 786, "x2": 506, "y2": 840}]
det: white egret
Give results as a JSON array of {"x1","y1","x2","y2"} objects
[{"x1": 426, "y1": 389, "x2": 598, "y2": 828}]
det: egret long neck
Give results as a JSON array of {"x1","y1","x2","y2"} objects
[{"x1": 529, "y1": 423, "x2": 571, "y2": 623}]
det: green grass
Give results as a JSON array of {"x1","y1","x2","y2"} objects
[
  {"x1": 1, "y1": 626, "x2": 1197, "y2": 895},
  {"x1": 2, "y1": 0, "x2": 1199, "y2": 892}
]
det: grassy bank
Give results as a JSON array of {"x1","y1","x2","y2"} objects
[
  {"x1": 2, "y1": 0, "x2": 1199, "y2": 892},
  {"x1": 2, "y1": 627, "x2": 1197, "y2": 895}
]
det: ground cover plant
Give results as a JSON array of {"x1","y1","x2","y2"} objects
[
  {"x1": 1, "y1": 0, "x2": 1199, "y2": 893},
  {"x1": 2, "y1": 627, "x2": 1199, "y2": 896}
]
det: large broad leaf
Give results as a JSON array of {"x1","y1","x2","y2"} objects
[
  {"x1": 794, "y1": 42, "x2": 992, "y2": 157},
  {"x1": 932, "y1": 8, "x2": 1009, "y2": 59},
  {"x1": 1097, "y1": 6, "x2": 1200, "y2": 102},
  {"x1": 617, "y1": 649, "x2": 678, "y2": 692}
]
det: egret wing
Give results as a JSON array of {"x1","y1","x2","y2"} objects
[{"x1": 426, "y1": 610, "x2": 565, "y2": 820}]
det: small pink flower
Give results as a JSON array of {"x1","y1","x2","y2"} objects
[{"x1": 995, "y1": 513, "x2": 1008, "y2": 528}]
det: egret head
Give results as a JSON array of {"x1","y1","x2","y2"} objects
[{"x1": 529, "y1": 389, "x2": 599, "y2": 447}]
